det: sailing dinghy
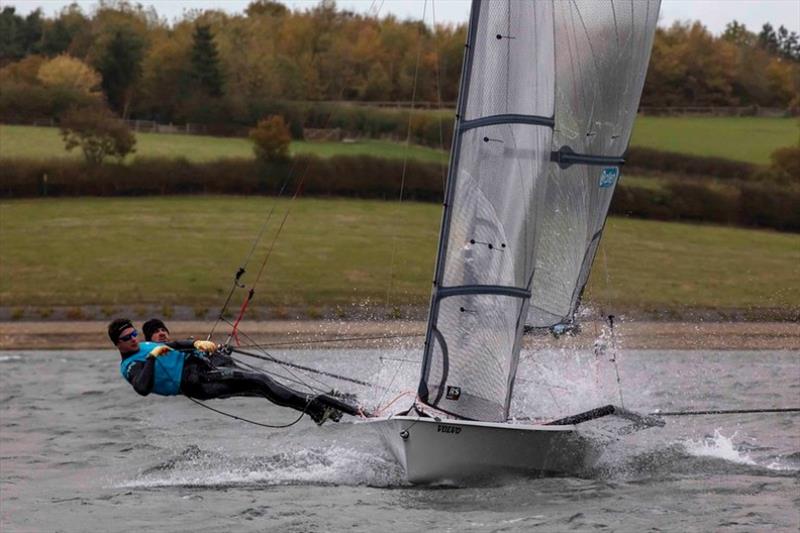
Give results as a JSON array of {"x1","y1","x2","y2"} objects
[{"x1": 365, "y1": 0, "x2": 662, "y2": 484}]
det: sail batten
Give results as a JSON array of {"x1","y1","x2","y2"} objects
[
  {"x1": 460, "y1": 114, "x2": 555, "y2": 131},
  {"x1": 418, "y1": 0, "x2": 660, "y2": 422}
]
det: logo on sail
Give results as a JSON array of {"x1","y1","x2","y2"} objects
[
  {"x1": 446, "y1": 386, "x2": 461, "y2": 400},
  {"x1": 599, "y1": 167, "x2": 619, "y2": 188}
]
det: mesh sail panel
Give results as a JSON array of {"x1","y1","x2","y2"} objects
[
  {"x1": 464, "y1": 1, "x2": 555, "y2": 120},
  {"x1": 419, "y1": 0, "x2": 659, "y2": 421},
  {"x1": 420, "y1": 1, "x2": 555, "y2": 422},
  {"x1": 428, "y1": 294, "x2": 526, "y2": 421},
  {"x1": 527, "y1": 0, "x2": 660, "y2": 328}
]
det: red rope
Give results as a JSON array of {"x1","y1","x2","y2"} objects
[{"x1": 231, "y1": 289, "x2": 254, "y2": 346}]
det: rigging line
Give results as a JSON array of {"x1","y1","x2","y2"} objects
[
  {"x1": 385, "y1": 0, "x2": 428, "y2": 311},
  {"x1": 652, "y1": 408, "x2": 800, "y2": 417},
  {"x1": 217, "y1": 100, "x2": 350, "y2": 342},
  {"x1": 236, "y1": 332, "x2": 424, "y2": 348},
  {"x1": 228, "y1": 151, "x2": 320, "y2": 345},
  {"x1": 230, "y1": 356, "x2": 329, "y2": 395},
  {"x1": 217, "y1": 315, "x2": 334, "y2": 393},
  {"x1": 232, "y1": 347, "x2": 377, "y2": 389},
  {"x1": 208, "y1": 154, "x2": 304, "y2": 340},
  {"x1": 224, "y1": 322, "x2": 404, "y2": 396},
  {"x1": 221, "y1": 318, "x2": 338, "y2": 392},
  {"x1": 186, "y1": 396, "x2": 310, "y2": 429},
  {"x1": 380, "y1": 0, "x2": 429, "y2": 411}
]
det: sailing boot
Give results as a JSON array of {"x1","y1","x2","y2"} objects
[{"x1": 306, "y1": 396, "x2": 343, "y2": 426}]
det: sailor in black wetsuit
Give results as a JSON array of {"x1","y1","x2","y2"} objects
[
  {"x1": 142, "y1": 318, "x2": 171, "y2": 343},
  {"x1": 109, "y1": 318, "x2": 345, "y2": 425}
]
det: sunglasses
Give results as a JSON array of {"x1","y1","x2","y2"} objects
[{"x1": 118, "y1": 330, "x2": 138, "y2": 342}]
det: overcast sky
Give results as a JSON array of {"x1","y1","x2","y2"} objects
[{"x1": 7, "y1": 0, "x2": 800, "y2": 35}]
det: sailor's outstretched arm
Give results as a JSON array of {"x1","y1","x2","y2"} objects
[
  {"x1": 127, "y1": 359, "x2": 155, "y2": 396},
  {"x1": 165, "y1": 339, "x2": 197, "y2": 351}
]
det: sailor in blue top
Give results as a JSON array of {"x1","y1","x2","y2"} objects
[{"x1": 109, "y1": 318, "x2": 351, "y2": 425}]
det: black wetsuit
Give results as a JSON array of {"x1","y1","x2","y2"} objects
[{"x1": 121, "y1": 341, "x2": 322, "y2": 416}]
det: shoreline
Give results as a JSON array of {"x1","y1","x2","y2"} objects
[{"x1": 1, "y1": 319, "x2": 798, "y2": 351}]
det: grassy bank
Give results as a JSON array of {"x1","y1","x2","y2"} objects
[
  {"x1": 1, "y1": 197, "x2": 798, "y2": 316},
  {"x1": 3, "y1": 116, "x2": 798, "y2": 165}
]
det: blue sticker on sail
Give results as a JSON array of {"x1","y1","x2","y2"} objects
[{"x1": 599, "y1": 167, "x2": 619, "y2": 188}]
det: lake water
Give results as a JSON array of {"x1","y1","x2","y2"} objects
[{"x1": 1, "y1": 346, "x2": 798, "y2": 532}]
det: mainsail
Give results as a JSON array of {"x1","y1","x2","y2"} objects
[{"x1": 417, "y1": 0, "x2": 660, "y2": 422}]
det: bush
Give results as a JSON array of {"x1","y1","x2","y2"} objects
[
  {"x1": 60, "y1": 105, "x2": 137, "y2": 165},
  {"x1": 768, "y1": 145, "x2": 800, "y2": 182},
  {"x1": 250, "y1": 115, "x2": 292, "y2": 162}
]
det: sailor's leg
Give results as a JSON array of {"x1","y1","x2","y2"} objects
[
  {"x1": 227, "y1": 370, "x2": 316, "y2": 411},
  {"x1": 232, "y1": 370, "x2": 361, "y2": 416},
  {"x1": 182, "y1": 364, "x2": 355, "y2": 423},
  {"x1": 184, "y1": 366, "x2": 313, "y2": 410},
  {"x1": 207, "y1": 351, "x2": 237, "y2": 368}
]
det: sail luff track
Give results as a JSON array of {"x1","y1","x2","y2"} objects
[{"x1": 417, "y1": 0, "x2": 484, "y2": 407}]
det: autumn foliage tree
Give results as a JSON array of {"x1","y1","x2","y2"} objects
[
  {"x1": 1, "y1": 2, "x2": 799, "y2": 126},
  {"x1": 36, "y1": 54, "x2": 101, "y2": 94}
]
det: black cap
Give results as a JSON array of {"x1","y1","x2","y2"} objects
[
  {"x1": 142, "y1": 318, "x2": 169, "y2": 341},
  {"x1": 108, "y1": 318, "x2": 134, "y2": 344}
]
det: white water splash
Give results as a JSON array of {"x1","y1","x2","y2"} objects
[
  {"x1": 0, "y1": 355, "x2": 23, "y2": 363},
  {"x1": 510, "y1": 347, "x2": 620, "y2": 421},
  {"x1": 683, "y1": 429, "x2": 756, "y2": 466},
  {"x1": 117, "y1": 445, "x2": 405, "y2": 489}
]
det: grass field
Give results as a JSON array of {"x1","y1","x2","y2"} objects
[
  {"x1": 1, "y1": 197, "x2": 798, "y2": 314},
  {"x1": 630, "y1": 116, "x2": 798, "y2": 165},
  {"x1": 3, "y1": 116, "x2": 798, "y2": 165},
  {"x1": 0, "y1": 124, "x2": 448, "y2": 164}
]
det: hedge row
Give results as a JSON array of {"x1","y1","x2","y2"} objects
[
  {"x1": 1, "y1": 156, "x2": 796, "y2": 231},
  {"x1": 612, "y1": 182, "x2": 800, "y2": 231},
  {"x1": 0, "y1": 156, "x2": 446, "y2": 202},
  {"x1": 625, "y1": 147, "x2": 757, "y2": 180}
]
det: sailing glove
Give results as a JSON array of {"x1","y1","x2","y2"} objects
[
  {"x1": 148, "y1": 345, "x2": 172, "y2": 358},
  {"x1": 193, "y1": 340, "x2": 217, "y2": 353}
]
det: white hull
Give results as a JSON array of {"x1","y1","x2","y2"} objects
[{"x1": 365, "y1": 416, "x2": 602, "y2": 484}]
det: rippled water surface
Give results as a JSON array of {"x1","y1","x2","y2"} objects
[{"x1": 1, "y1": 348, "x2": 798, "y2": 532}]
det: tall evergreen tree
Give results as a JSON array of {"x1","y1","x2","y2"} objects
[
  {"x1": 96, "y1": 27, "x2": 145, "y2": 116},
  {"x1": 758, "y1": 23, "x2": 779, "y2": 54},
  {"x1": 191, "y1": 24, "x2": 224, "y2": 97},
  {"x1": 0, "y1": 7, "x2": 43, "y2": 63}
]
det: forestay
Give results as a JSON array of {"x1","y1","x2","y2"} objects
[{"x1": 418, "y1": 0, "x2": 660, "y2": 422}]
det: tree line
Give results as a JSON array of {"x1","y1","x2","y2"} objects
[{"x1": 1, "y1": 0, "x2": 798, "y2": 128}]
